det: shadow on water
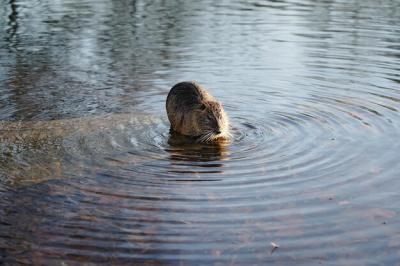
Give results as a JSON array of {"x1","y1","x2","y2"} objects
[
  {"x1": 0, "y1": 114, "x2": 231, "y2": 264},
  {"x1": 0, "y1": 113, "x2": 164, "y2": 186},
  {"x1": 0, "y1": 113, "x2": 229, "y2": 186}
]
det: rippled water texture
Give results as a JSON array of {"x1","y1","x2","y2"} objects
[{"x1": 1, "y1": 0, "x2": 400, "y2": 264}]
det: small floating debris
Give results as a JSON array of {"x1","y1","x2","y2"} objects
[{"x1": 270, "y1": 241, "x2": 280, "y2": 254}]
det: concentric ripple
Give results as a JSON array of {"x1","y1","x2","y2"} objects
[{"x1": 1, "y1": 0, "x2": 400, "y2": 264}]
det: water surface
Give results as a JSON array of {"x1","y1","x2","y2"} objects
[{"x1": 1, "y1": 0, "x2": 400, "y2": 264}]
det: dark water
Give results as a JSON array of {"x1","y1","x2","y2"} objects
[{"x1": 1, "y1": 0, "x2": 400, "y2": 264}]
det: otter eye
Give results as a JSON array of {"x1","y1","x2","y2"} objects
[{"x1": 198, "y1": 104, "x2": 206, "y2": 111}]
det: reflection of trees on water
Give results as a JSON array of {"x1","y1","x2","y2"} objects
[
  {"x1": 6, "y1": 0, "x2": 18, "y2": 48},
  {"x1": 284, "y1": 0, "x2": 400, "y2": 118},
  {"x1": 2, "y1": 0, "x2": 399, "y2": 121},
  {"x1": 299, "y1": 0, "x2": 400, "y2": 85},
  {"x1": 1, "y1": 0, "x2": 199, "y2": 121}
]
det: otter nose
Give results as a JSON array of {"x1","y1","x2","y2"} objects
[{"x1": 215, "y1": 130, "x2": 221, "y2": 134}]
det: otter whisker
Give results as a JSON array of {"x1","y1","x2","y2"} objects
[
  {"x1": 197, "y1": 133, "x2": 208, "y2": 143},
  {"x1": 204, "y1": 132, "x2": 214, "y2": 143},
  {"x1": 197, "y1": 136, "x2": 205, "y2": 143},
  {"x1": 200, "y1": 136, "x2": 208, "y2": 143},
  {"x1": 197, "y1": 131, "x2": 213, "y2": 143},
  {"x1": 206, "y1": 132, "x2": 216, "y2": 143}
]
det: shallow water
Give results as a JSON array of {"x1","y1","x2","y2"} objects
[{"x1": 1, "y1": 0, "x2": 400, "y2": 264}]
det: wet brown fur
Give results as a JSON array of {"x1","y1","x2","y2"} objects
[{"x1": 166, "y1": 81, "x2": 229, "y2": 142}]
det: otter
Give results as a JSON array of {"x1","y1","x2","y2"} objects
[{"x1": 166, "y1": 81, "x2": 229, "y2": 142}]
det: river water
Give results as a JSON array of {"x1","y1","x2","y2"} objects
[{"x1": 1, "y1": 0, "x2": 400, "y2": 264}]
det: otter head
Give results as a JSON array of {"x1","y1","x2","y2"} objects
[{"x1": 192, "y1": 101, "x2": 229, "y2": 143}]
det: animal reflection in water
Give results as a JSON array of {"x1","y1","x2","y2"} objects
[
  {"x1": 166, "y1": 133, "x2": 229, "y2": 178},
  {"x1": 0, "y1": 113, "x2": 229, "y2": 186}
]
